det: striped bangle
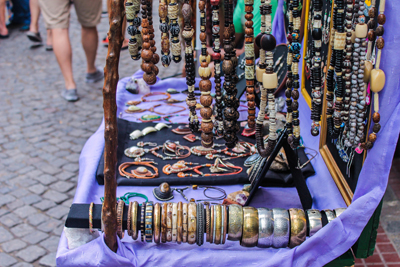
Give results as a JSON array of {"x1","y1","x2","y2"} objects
[{"x1": 145, "y1": 201, "x2": 153, "y2": 242}]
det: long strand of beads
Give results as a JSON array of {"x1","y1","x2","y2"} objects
[
  {"x1": 141, "y1": 0, "x2": 157, "y2": 85},
  {"x1": 198, "y1": 0, "x2": 213, "y2": 148},
  {"x1": 147, "y1": 0, "x2": 159, "y2": 72},
  {"x1": 290, "y1": 0, "x2": 302, "y2": 148},
  {"x1": 211, "y1": 0, "x2": 224, "y2": 136},
  {"x1": 182, "y1": 0, "x2": 198, "y2": 133},
  {"x1": 364, "y1": 0, "x2": 385, "y2": 149},
  {"x1": 310, "y1": 0, "x2": 323, "y2": 136},
  {"x1": 169, "y1": 0, "x2": 181, "y2": 63},
  {"x1": 159, "y1": 0, "x2": 171, "y2": 67},
  {"x1": 244, "y1": 0, "x2": 256, "y2": 129},
  {"x1": 285, "y1": 0, "x2": 294, "y2": 144},
  {"x1": 126, "y1": 0, "x2": 142, "y2": 60},
  {"x1": 222, "y1": 0, "x2": 239, "y2": 148}
]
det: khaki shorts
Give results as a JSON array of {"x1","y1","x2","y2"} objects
[{"x1": 38, "y1": 0, "x2": 102, "y2": 29}]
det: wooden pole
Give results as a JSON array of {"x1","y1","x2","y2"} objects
[{"x1": 102, "y1": 0, "x2": 124, "y2": 253}]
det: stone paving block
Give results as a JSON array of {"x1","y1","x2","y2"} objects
[
  {"x1": 13, "y1": 205, "x2": 38, "y2": 219},
  {"x1": 17, "y1": 165, "x2": 36, "y2": 175},
  {"x1": 16, "y1": 245, "x2": 46, "y2": 263},
  {"x1": 54, "y1": 150, "x2": 70, "y2": 158},
  {"x1": 21, "y1": 194, "x2": 43, "y2": 205},
  {"x1": 43, "y1": 189, "x2": 69, "y2": 204},
  {"x1": 0, "y1": 226, "x2": 14, "y2": 243},
  {"x1": 62, "y1": 163, "x2": 79, "y2": 173},
  {"x1": 51, "y1": 158, "x2": 69, "y2": 168},
  {"x1": 35, "y1": 174, "x2": 57, "y2": 186},
  {"x1": 0, "y1": 213, "x2": 23, "y2": 228},
  {"x1": 10, "y1": 188, "x2": 30, "y2": 198},
  {"x1": 37, "y1": 163, "x2": 61, "y2": 176},
  {"x1": 0, "y1": 194, "x2": 16, "y2": 207},
  {"x1": 22, "y1": 230, "x2": 49, "y2": 244},
  {"x1": 27, "y1": 213, "x2": 49, "y2": 226},
  {"x1": 0, "y1": 185, "x2": 12, "y2": 194},
  {"x1": 34, "y1": 200, "x2": 57, "y2": 211},
  {"x1": 10, "y1": 223, "x2": 35, "y2": 237},
  {"x1": 52, "y1": 224, "x2": 64, "y2": 235},
  {"x1": 28, "y1": 183, "x2": 47, "y2": 195},
  {"x1": 1, "y1": 239, "x2": 27, "y2": 253},
  {"x1": 42, "y1": 145, "x2": 60, "y2": 153},
  {"x1": 0, "y1": 208, "x2": 10, "y2": 217},
  {"x1": 7, "y1": 199, "x2": 24, "y2": 210},
  {"x1": 61, "y1": 198, "x2": 73, "y2": 207},
  {"x1": 39, "y1": 252, "x2": 57, "y2": 267},
  {"x1": 13, "y1": 263, "x2": 34, "y2": 267},
  {"x1": 46, "y1": 206, "x2": 70, "y2": 219},
  {"x1": 50, "y1": 181, "x2": 75, "y2": 193},
  {"x1": 40, "y1": 236, "x2": 60, "y2": 252},
  {"x1": 37, "y1": 218, "x2": 62, "y2": 233},
  {"x1": 0, "y1": 252, "x2": 18, "y2": 266},
  {"x1": 55, "y1": 170, "x2": 75, "y2": 181},
  {"x1": 7, "y1": 176, "x2": 38, "y2": 187},
  {"x1": 65, "y1": 153, "x2": 80, "y2": 163}
]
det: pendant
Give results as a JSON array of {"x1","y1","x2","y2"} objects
[
  {"x1": 124, "y1": 146, "x2": 145, "y2": 158},
  {"x1": 140, "y1": 114, "x2": 161, "y2": 122}
]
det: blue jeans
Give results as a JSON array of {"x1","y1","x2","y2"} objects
[{"x1": 11, "y1": 0, "x2": 30, "y2": 25}]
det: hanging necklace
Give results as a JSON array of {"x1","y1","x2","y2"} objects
[
  {"x1": 169, "y1": 0, "x2": 181, "y2": 63},
  {"x1": 198, "y1": 0, "x2": 214, "y2": 148},
  {"x1": 182, "y1": 0, "x2": 199, "y2": 133},
  {"x1": 159, "y1": 0, "x2": 171, "y2": 67},
  {"x1": 309, "y1": 0, "x2": 323, "y2": 136},
  {"x1": 126, "y1": 0, "x2": 142, "y2": 60},
  {"x1": 285, "y1": 0, "x2": 294, "y2": 144}
]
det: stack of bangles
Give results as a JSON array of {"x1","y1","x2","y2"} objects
[{"x1": 98, "y1": 201, "x2": 346, "y2": 248}]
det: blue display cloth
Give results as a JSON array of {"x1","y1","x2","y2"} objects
[{"x1": 56, "y1": 0, "x2": 400, "y2": 265}]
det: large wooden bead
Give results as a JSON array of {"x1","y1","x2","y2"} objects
[
  {"x1": 143, "y1": 72, "x2": 157, "y2": 85},
  {"x1": 142, "y1": 18, "x2": 149, "y2": 28},
  {"x1": 262, "y1": 72, "x2": 278, "y2": 89},
  {"x1": 369, "y1": 133, "x2": 377, "y2": 143},
  {"x1": 372, "y1": 112, "x2": 380, "y2": 123},
  {"x1": 368, "y1": 7, "x2": 377, "y2": 18},
  {"x1": 376, "y1": 26, "x2": 384, "y2": 37},
  {"x1": 198, "y1": 0, "x2": 205, "y2": 10},
  {"x1": 141, "y1": 49, "x2": 153, "y2": 61},
  {"x1": 364, "y1": 61, "x2": 373, "y2": 83},
  {"x1": 200, "y1": 32, "x2": 207, "y2": 42},
  {"x1": 201, "y1": 133, "x2": 214, "y2": 147},
  {"x1": 355, "y1": 23, "x2": 368, "y2": 38},
  {"x1": 142, "y1": 42, "x2": 151, "y2": 50},
  {"x1": 370, "y1": 69, "x2": 385, "y2": 93},
  {"x1": 153, "y1": 65, "x2": 159, "y2": 76},
  {"x1": 377, "y1": 14, "x2": 386, "y2": 25},
  {"x1": 200, "y1": 107, "x2": 213, "y2": 118},
  {"x1": 222, "y1": 60, "x2": 233, "y2": 73},
  {"x1": 159, "y1": 3, "x2": 167, "y2": 18},
  {"x1": 186, "y1": 98, "x2": 197, "y2": 108},
  {"x1": 367, "y1": 30, "x2": 376, "y2": 42},
  {"x1": 162, "y1": 38, "x2": 169, "y2": 52},
  {"x1": 141, "y1": 62, "x2": 153, "y2": 73},
  {"x1": 152, "y1": 53, "x2": 160, "y2": 64},
  {"x1": 200, "y1": 95, "x2": 213, "y2": 107},
  {"x1": 376, "y1": 38, "x2": 384, "y2": 49},
  {"x1": 199, "y1": 80, "x2": 212, "y2": 92},
  {"x1": 181, "y1": 3, "x2": 192, "y2": 22},
  {"x1": 261, "y1": 34, "x2": 276, "y2": 51},
  {"x1": 201, "y1": 121, "x2": 214, "y2": 133}
]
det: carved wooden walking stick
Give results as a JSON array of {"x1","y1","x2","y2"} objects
[{"x1": 102, "y1": 0, "x2": 125, "y2": 253}]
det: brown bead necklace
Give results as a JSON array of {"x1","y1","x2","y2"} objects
[
  {"x1": 159, "y1": 0, "x2": 171, "y2": 67},
  {"x1": 169, "y1": 0, "x2": 181, "y2": 63},
  {"x1": 284, "y1": 0, "x2": 294, "y2": 142}
]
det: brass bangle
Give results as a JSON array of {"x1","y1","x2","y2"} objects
[
  {"x1": 117, "y1": 200, "x2": 125, "y2": 239},
  {"x1": 289, "y1": 208, "x2": 306, "y2": 248},
  {"x1": 205, "y1": 203, "x2": 211, "y2": 242},
  {"x1": 177, "y1": 202, "x2": 183, "y2": 244},
  {"x1": 210, "y1": 204, "x2": 214, "y2": 244},
  {"x1": 131, "y1": 201, "x2": 139, "y2": 240},
  {"x1": 145, "y1": 201, "x2": 153, "y2": 242},
  {"x1": 324, "y1": 209, "x2": 336, "y2": 223},
  {"x1": 140, "y1": 202, "x2": 146, "y2": 242},
  {"x1": 221, "y1": 205, "x2": 227, "y2": 244},
  {"x1": 153, "y1": 203, "x2": 161, "y2": 243},
  {"x1": 257, "y1": 207, "x2": 273, "y2": 248},
  {"x1": 182, "y1": 203, "x2": 188, "y2": 243},
  {"x1": 161, "y1": 203, "x2": 167, "y2": 243},
  {"x1": 241, "y1": 206, "x2": 259, "y2": 247},
  {"x1": 227, "y1": 204, "x2": 243, "y2": 241},
  {"x1": 188, "y1": 202, "x2": 197, "y2": 244},
  {"x1": 334, "y1": 208, "x2": 346, "y2": 218},
  {"x1": 307, "y1": 209, "x2": 322, "y2": 237},
  {"x1": 89, "y1": 202, "x2": 94, "y2": 234},
  {"x1": 167, "y1": 202, "x2": 173, "y2": 242},
  {"x1": 127, "y1": 202, "x2": 132, "y2": 236},
  {"x1": 272, "y1": 208, "x2": 290, "y2": 248},
  {"x1": 214, "y1": 205, "x2": 222, "y2": 245},
  {"x1": 172, "y1": 203, "x2": 178, "y2": 242}
]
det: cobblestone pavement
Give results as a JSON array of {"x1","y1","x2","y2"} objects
[
  {"x1": 0, "y1": 1, "x2": 399, "y2": 267},
  {"x1": 0, "y1": 2, "x2": 181, "y2": 266}
]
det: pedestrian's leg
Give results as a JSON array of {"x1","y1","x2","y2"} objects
[
  {"x1": 0, "y1": 0, "x2": 8, "y2": 36},
  {"x1": 81, "y1": 25, "x2": 98, "y2": 74},
  {"x1": 29, "y1": 0, "x2": 40, "y2": 33},
  {"x1": 46, "y1": 29, "x2": 52, "y2": 46},
  {"x1": 52, "y1": 28, "x2": 76, "y2": 90}
]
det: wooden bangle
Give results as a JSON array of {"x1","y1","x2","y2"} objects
[
  {"x1": 241, "y1": 206, "x2": 258, "y2": 247},
  {"x1": 166, "y1": 202, "x2": 173, "y2": 242},
  {"x1": 161, "y1": 203, "x2": 167, "y2": 243},
  {"x1": 289, "y1": 208, "x2": 306, "y2": 248},
  {"x1": 117, "y1": 200, "x2": 125, "y2": 239},
  {"x1": 177, "y1": 202, "x2": 183, "y2": 244},
  {"x1": 214, "y1": 205, "x2": 222, "y2": 245},
  {"x1": 153, "y1": 203, "x2": 161, "y2": 243},
  {"x1": 227, "y1": 204, "x2": 243, "y2": 241},
  {"x1": 172, "y1": 203, "x2": 178, "y2": 242},
  {"x1": 131, "y1": 201, "x2": 139, "y2": 240},
  {"x1": 182, "y1": 203, "x2": 188, "y2": 243},
  {"x1": 187, "y1": 202, "x2": 197, "y2": 244},
  {"x1": 127, "y1": 202, "x2": 133, "y2": 236},
  {"x1": 205, "y1": 203, "x2": 211, "y2": 242},
  {"x1": 89, "y1": 202, "x2": 94, "y2": 234}
]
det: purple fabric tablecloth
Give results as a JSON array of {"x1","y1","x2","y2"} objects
[{"x1": 56, "y1": 0, "x2": 400, "y2": 266}]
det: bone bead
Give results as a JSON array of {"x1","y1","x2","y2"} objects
[
  {"x1": 262, "y1": 72, "x2": 278, "y2": 89},
  {"x1": 355, "y1": 24, "x2": 368, "y2": 38},
  {"x1": 364, "y1": 61, "x2": 373, "y2": 83},
  {"x1": 370, "y1": 69, "x2": 386, "y2": 93},
  {"x1": 198, "y1": 66, "x2": 211, "y2": 79},
  {"x1": 199, "y1": 54, "x2": 211, "y2": 64},
  {"x1": 256, "y1": 66, "x2": 264, "y2": 82}
]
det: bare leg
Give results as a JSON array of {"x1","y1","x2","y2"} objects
[
  {"x1": 0, "y1": 0, "x2": 8, "y2": 36},
  {"x1": 46, "y1": 29, "x2": 52, "y2": 46},
  {"x1": 29, "y1": 0, "x2": 40, "y2": 33},
  {"x1": 81, "y1": 26, "x2": 98, "y2": 74},
  {"x1": 52, "y1": 28, "x2": 76, "y2": 90}
]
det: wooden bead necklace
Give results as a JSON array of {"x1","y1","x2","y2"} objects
[
  {"x1": 244, "y1": 0, "x2": 256, "y2": 129},
  {"x1": 211, "y1": 0, "x2": 224, "y2": 136},
  {"x1": 285, "y1": 0, "x2": 294, "y2": 142},
  {"x1": 119, "y1": 161, "x2": 159, "y2": 179},
  {"x1": 198, "y1": 0, "x2": 213, "y2": 148},
  {"x1": 309, "y1": 0, "x2": 323, "y2": 136},
  {"x1": 169, "y1": 0, "x2": 181, "y2": 63},
  {"x1": 222, "y1": 0, "x2": 240, "y2": 148},
  {"x1": 159, "y1": 0, "x2": 171, "y2": 67},
  {"x1": 126, "y1": 0, "x2": 142, "y2": 60}
]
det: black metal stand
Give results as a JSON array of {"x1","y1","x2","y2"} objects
[{"x1": 244, "y1": 127, "x2": 313, "y2": 210}]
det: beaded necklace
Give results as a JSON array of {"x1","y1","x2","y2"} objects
[
  {"x1": 285, "y1": 0, "x2": 294, "y2": 142},
  {"x1": 126, "y1": 0, "x2": 142, "y2": 60},
  {"x1": 159, "y1": 0, "x2": 171, "y2": 67},
  {"x1": 169, "y1": 0, "x2": 181, "y2": 63}
]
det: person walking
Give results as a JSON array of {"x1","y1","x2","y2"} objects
[
  {"x1": 0, "y1": 0, "x2": 9, "y2": 38},
  {"x1": 38, "y1": 0, "x2": 103, "y2": 102},
  {"x1": 26, "y1": 0, "x2": 53, "y2": 50}
]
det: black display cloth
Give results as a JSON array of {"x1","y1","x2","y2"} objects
[{"x1": 96, "y1": 119, "x2": 315, "y2": 186}]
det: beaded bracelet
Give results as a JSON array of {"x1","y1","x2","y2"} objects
[{"x1": 119, "y1": 161, "x2": 159, "y2": 179}]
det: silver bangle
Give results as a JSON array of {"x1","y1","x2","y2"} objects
[
  {"x1": 324, "y1": 209, "x2": 336, "y2": 223},
  {"x1": 272, "y1": 208, "x2": 290, "y2": 248},
  {"x1": 307, "y1": 209, "x2": 322, "y2": 237},
  {"x1": 257, "y1": 208, "x2": 274, "y2": 248},
  {"x1": 334, "y1": 208, "x2": 346, "y2": 218}
]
